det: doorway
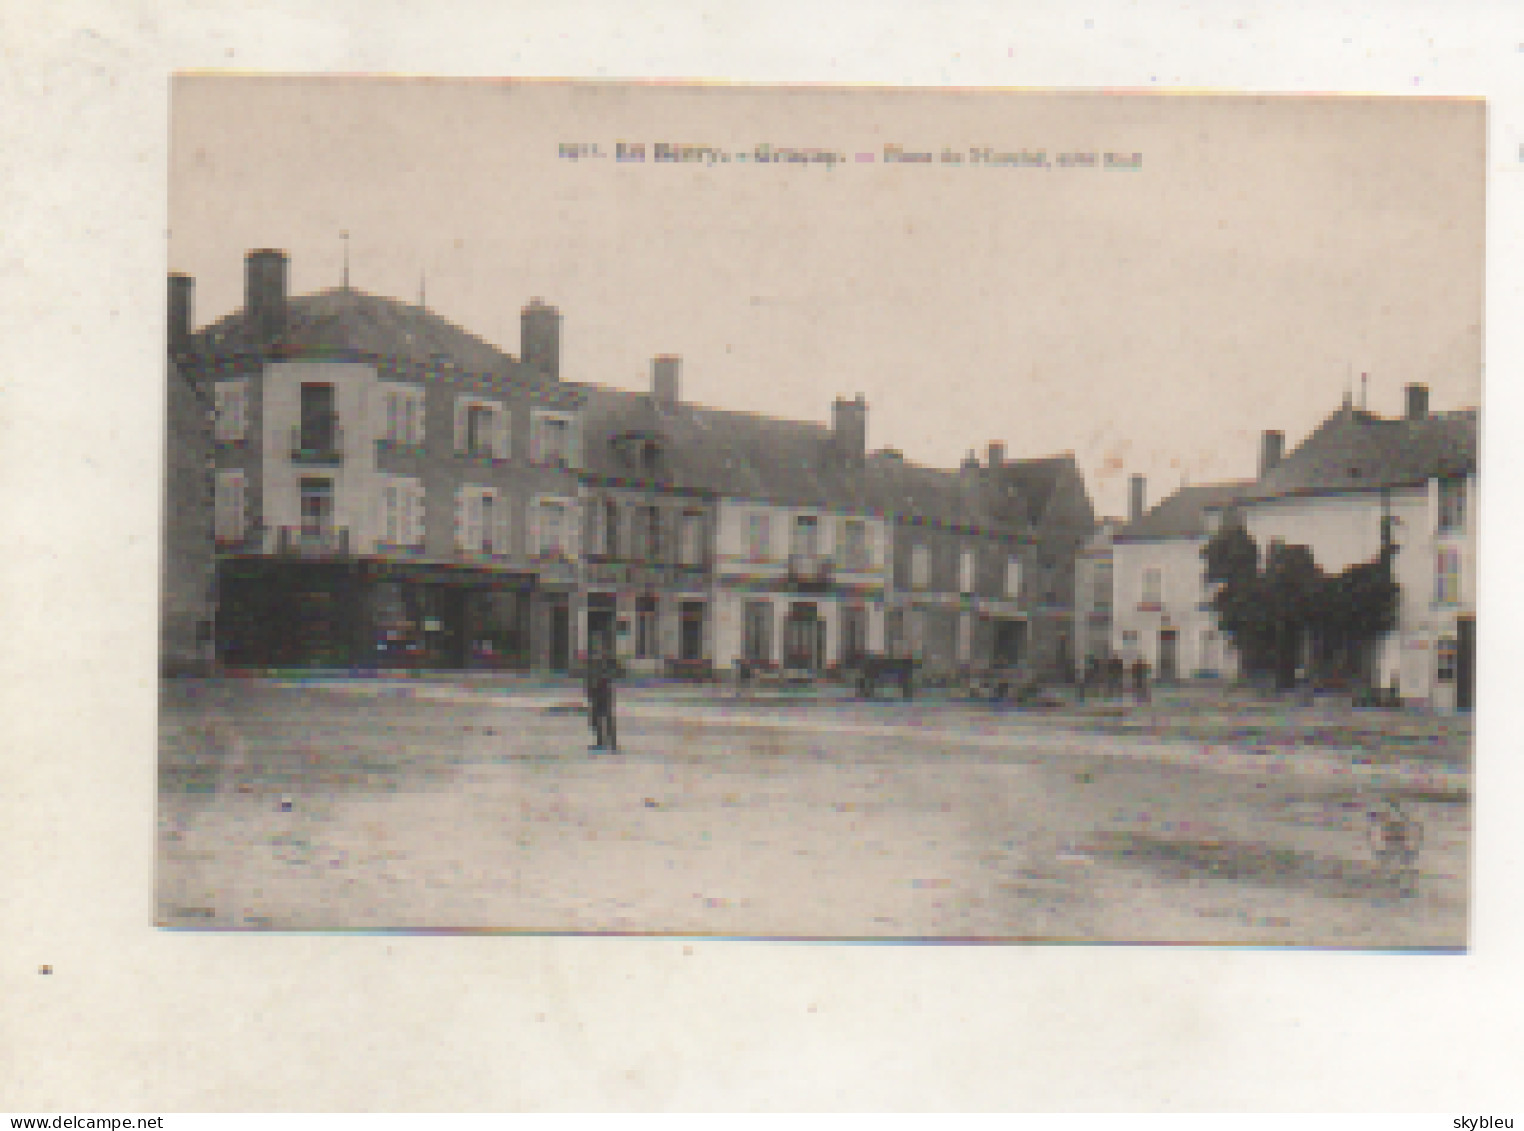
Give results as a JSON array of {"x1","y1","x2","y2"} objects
[
  {"x1": 549, "y1": 601, "x2": 570, "y2": 672},
  {"x1": 1457, "y1": 616, "x2": 1475, "y2": 712},
  {"x1": 1158, "y1": 629, "x2": 1179, "y2": 682}
]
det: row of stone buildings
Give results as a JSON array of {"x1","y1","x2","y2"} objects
[{"x1": 161, "y1": 249, "x2": 1096, "y2": 680}]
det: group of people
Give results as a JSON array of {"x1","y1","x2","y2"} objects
[{"x1": 1078, "y1": 655, "x2": 1151, "y2": 703}]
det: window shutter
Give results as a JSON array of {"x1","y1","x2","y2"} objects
[
  {"x1": 526, "y1": 499, "x2": 541, "y2": 558},
  {"x1": 385, "y1": 390, "x2": 399, "y2": 443},
  {"x1": 410, "y1": 483, "x2": 425, "y2": 546},
  {"x1": 379, "y1": 484, "x2": 393, "y2": 545},
  {"x1": 467, "y1": 489, "x2": 485, "y2": 551},
  {"x1": 230, "y1": 472, "x2": 245, "y2": 538},
  {"x1": 233, "y1": 382, "x2": 247, "y2": 440},
  {"x1": 564, "y1": 501, "x2": 580, "y2": 560},
  {"x1": 453, "y1": 398, "x2": 469, "y2": 453},
  {"x1": 495, "y1": 493, "x2": 507, "y2": 556},
  {"x1": 453, "y1": 486, "x2": 466, "y2": 551},
  {"x1": 410, "y1": 392, "x2": 425, "y2": 445},
  {"x1": 529, "y1": 416, "x2": 542, "y2": 464},
  {"x1": 495, "y1": 408, "x2": 511, "y2": 462}
]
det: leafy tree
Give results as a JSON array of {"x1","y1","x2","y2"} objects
[{"x1": 1202, "y1": 518, "x2": 1401, "y2": 690}]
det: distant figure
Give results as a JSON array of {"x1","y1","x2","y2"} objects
[
  {"x1": 1131, "y1": 658, "x2": 1150, "y2": 703},
  {"x1": 1081, "y1": 655, "x2": 1102, "y2": 703},
  {"x1": 1107, "y1": 656, "x2": 1125, "y2": 698},
  {"x1": 586, "y1": 643, "x2": 619, "y2": 753}
]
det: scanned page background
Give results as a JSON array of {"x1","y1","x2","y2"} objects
[{"x1": 0, "y1": 0, "x2": 1519, "y2": 1112}]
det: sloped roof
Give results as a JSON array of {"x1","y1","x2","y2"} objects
[
  {"x1": 987, "y1": 454, "x2": 1074, "y2": 527},
  {"x1": 188, "y1": 288, "x2": 524, "y2": 377},
  {"x1": 1115, "y1": 481, "x2": 1256, "y2": 542},
  {"x1": 575, "y1": 384, "x2": 1007, "y2": 528},
  {"x1": 1250, "y1": 402, "x2": 1477, "y2": 499}
]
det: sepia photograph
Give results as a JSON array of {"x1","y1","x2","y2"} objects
[{"x1": 158, "y1": 76, "x2": 1480, "y2": 947}]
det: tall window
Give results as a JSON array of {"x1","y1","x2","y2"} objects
[
  {"x1": 1438, "y1": 476, "x2": 1466, "y2": 533},
  {"x1": 635, "y1": 595, "x2": 658, "y2": 659},
  {"x1": 382, "y1": 478, "x2": 424, "y2": 547},
  {"x1": 382, "y1": 385, "x2": 425, "y2": 445},
  {"x1": 841, "y1": 605, "x2": 867, "y2": 665},
  {"x1": 467, "y1": 406, "x2": 493, "y2": 456},
  {"x1": 679, "y1": 511, "x2": 704, "y2": 567},
  {"x1": 911, "y1": 545, "x2": 931, "y2": 590},
  {"x1": 1093, "y1": 564, "x2": 1111, "y2": 609},
  {"x1": 537, "y1": 500, "x2": 568, "y2": 558},
  {"x1": 791, "y1": 514, "x2": 819, "y2": 558},
  {"x1": 532, "y1": 413, "x2": 572, "y2": 466},
  {"x1": 841, "y1": 519, "x2": 868, "y2": 570},
  {"x1": 747, "y1": 513, "x2": 771, "y2": 561},
  {"x1": 480, "y1": 494, "x2": 496, "y2": 555},
  {"x1": 1006, "y1": 556, "x2": 1022, "y2": 599},
  {"x1": 1436, "y1": 547, "x2": 1462, "y2": 605},
  {"x1": 213, "y1": 380, "x2": 248, "y2": 443},
  {"x1": 743, "y1": 600, "x2": 773, "y2": 664},
  {"x1": 958, "y1": 548, "x2": 976, "y2": 594},
  {"x1": 1141, "y1": 567, "x2": 1164, "y2": 608},
  {"x1": 214, "y1": 470, "x2": 246, "y2": 542},
  {"x1": 643, "y1": 505, "x2": 662, "y2": 562},
  {"x1": 604, "y1": 500, "x2": 621, "y2": 558},
  {"x1": 455, "y1": 397, "x2": 507, "y2": 459},
  {"x1": 300, "y1": 383, "x2": 336, "y2": 452},
  {"x1": 300, "y1": 477, "x2": 334, "y2": 538}
]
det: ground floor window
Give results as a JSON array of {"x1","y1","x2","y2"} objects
[
  {"x1": 743, "y1": 600, "x2": 773, "y2": 664},
  {"x1": 635, "y1": 595, "x2": 658, "y2": 659},
  {"x1": 841, "y1": 605, "x2": 867, "y2": 665},
  {"x1": 784, "y1": 602, "x2": 823, "y2": 670},
  {"x1": 680, "y1": 601, "x2": 705, "y2": 661}
]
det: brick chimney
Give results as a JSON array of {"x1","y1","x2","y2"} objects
[
  {"x1": 961, "y1": 449, "x2": 981, "y2": 471},
  {"x1": 1129, "y1": 474, "x2": 1146, "y2": 524},
  {"x1": 832, "y1": 393, "x2": 867, "y2": 465},
  {"x1": 651, "y1": 355, "x2": 681, "y2": 408},
  {"x1": 521, "y1": 299, "x2": 562, "y2": 382},
  {"x1": 168, "y1": 272, "x2": 194, "y2": 352},
  {"x1": 987, "y1": 441, "x2": 1006, "y2": 468},
  {"x1": 244, "y1": 249, "x2": 289, "y2": 343},
  {"x1": 1405, "y1": 383, "x2": 1429, "y2": 421},
  {"x1": 1259, "y1": 429, "x2": 1284, "y2": 478}
]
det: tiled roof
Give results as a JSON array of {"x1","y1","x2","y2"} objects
[
  {"x1": 189, "y1": 288, "x2": 523, "y2": 377},
  {"x1": 575, "y1": 384, "x2": 1013, "y2": 528},
  {"x1": 1115, "y1": 481, "x2": 1256, "y2": 542},
  {"x1": 1250, "y1": 403, "x2": 1477, "y2": 500}
]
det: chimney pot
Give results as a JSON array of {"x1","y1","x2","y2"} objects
[
  {"x1": 651, "y1": 355, "x2": 681, "y2": 407},
  {"x1": 521, "y1": 299, "x2": 562, "y2": 382},
  {"x1": 987, "y1": 441, "x2": 1006, "y2": 468},
  {"x1": 1129, "y1": 474, "x2": 1146, "y2": 524},
  {"x1": 244, "y1": 249, "x2": 289, "y2": 343},
  {"x1": 1405, "y1": 382, "x2": 1429, "y2": 422},
  {"x1": 1259, "y1": 429, "x2": 1285, "y2": 478},
  {"x1": 168, "y1": 273, "x2": 194, "y2": 352},
  {"x1": 831, "y1": 394, "x2": 868, "y2": 464}
]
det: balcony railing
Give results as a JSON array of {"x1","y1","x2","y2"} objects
[
  {"x1": 787, "y1": 552, "x2": 834, "y2": 586},
  {"x1": 276, "y1": 525, "x2": 350, "y2": 557},
  {"x1": 290, "y1": 423, "x2": 345, "y2": 465}
]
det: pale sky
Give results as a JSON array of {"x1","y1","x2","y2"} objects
[{"x1": 170, "y1": 78, "x2": 1483, "y2": 518}]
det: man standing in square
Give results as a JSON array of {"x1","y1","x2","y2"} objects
[{"x1": 586, "y1": 640, "x2": 619, "y2": 753}]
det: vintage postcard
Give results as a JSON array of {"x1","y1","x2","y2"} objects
[{"x1": 158, "y1": 76, "x2": 1479, "y2": 947}]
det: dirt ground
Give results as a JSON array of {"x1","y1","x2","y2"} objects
[{"x1": 156, "y1": 679, "x2": 1470, "y2": 947}]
